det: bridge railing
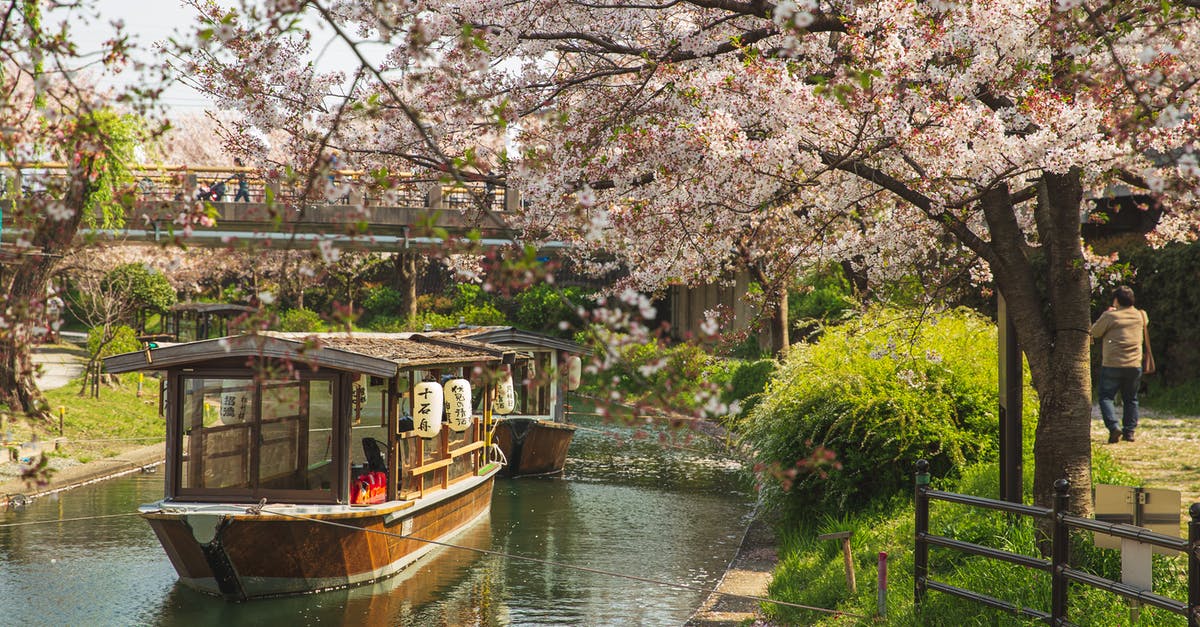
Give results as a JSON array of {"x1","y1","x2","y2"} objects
[{"x1": 0, "y1": 162, "x2": 512, "y2": 214}]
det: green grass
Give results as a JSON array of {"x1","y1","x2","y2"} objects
[
  {"x1": 1142, "y1": 377, "x2": 1200, "y2": 416},
  {"x1": 27, "y1": 373, "x2": 165, "y2": 459},
  {"x1": 765, "y1": 451, "x2": 1191, "y2": 625}
]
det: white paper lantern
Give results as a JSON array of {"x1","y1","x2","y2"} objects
[
  {"x1": 412, "y1": 381, "x2": 444, "y2": 438},
  {"x1": 566, "y1": 355, "x2": 582, "y2": 391},
  {"x1": 444, "y1": 379, "x2": 472, "y2": 432},
  {"x1": 494, "y1": 368, "x2": 515, "y2": 415}
]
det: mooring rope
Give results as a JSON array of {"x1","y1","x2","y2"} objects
[
  {"x1": 0, "y1": 511, "x2": 142, "y2": 528},
  {"x1": 255, "y1": 505, "x2": 866, "y2": 620},
  {"x1": 0, "y1": 500, "x2": 863, "y2": 619}
]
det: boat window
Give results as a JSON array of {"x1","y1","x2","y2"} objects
[{"x1": 177, "y1": 376, "x2": 337, "y2": 500}]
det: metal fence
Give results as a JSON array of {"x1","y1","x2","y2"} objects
[{"x1": 914, "y1": 459, "x2": 1200, "y2": 625}]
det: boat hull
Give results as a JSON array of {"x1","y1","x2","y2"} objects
[
  {"x1": 494, "y1": 418, "x2": 576, "y2": 478},
  {"x1": 142, "y1": 470, "x2": 496, "y2": 600}
]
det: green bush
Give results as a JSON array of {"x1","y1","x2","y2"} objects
[
  {"x1": 514, "y1": 284, "x2": 590, "y2": 336},
  {"x1": 105, "y1": 263, "x2": 177, "y2": 313},
  {"x1": 740, "y1": 307, "x2": 1022, "y2": 520},
  {"x1": 362, "y1": 286, "x2": 404, "y2": 317},
  {"x1": 789, "y1": 264, "x2": 858, "y2": 321},
  {"x1": 365, "y1": 311, "x2": 458, "y2": 332},
  {"x1": 87, "y1": 324, "x2": 140, "y2": 358},
  {"x1": 451, "y1": 283, "x2": 492, "y2": 310},
  {"x1": 721, "y1": 359, "x2": 777, "y2": 418},
  {"x1": 1120, "y1": 241, "x2": 1200, "y2": 385},
  {"x1": 457, "y1": 303, "x2": 507, "y2": 326},
  {"x1": 278, "y1": 308, "x2": 325, "y2": 332},
  {"x1": 579, "y1": 333, "x2": 719, "y2": 413}
]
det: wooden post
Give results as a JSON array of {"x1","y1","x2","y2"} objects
[
  {"x1": 818, "y1": 530, "x2": 857, "y2": 594},
  {"x1": 1188, "y1": 503, "x2": 1200, "y2": 627},
  {"x1": 915, "y1": 460, "x2": 930, "y2": 607},
  {"x1": 1051, "y1": 478, "x2": 1071, "y2": 623}
]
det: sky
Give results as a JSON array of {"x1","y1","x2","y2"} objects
[{"x1": 71, "y1": 1, "x2": 365, "y2": 114}]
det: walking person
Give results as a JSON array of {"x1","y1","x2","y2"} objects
[
  {"x1": 233, "y1": 157, "x2": 250, "y2": 202},
  {"x1": 1091, "y1": 285, "x2": 1150, "y2": 443}
]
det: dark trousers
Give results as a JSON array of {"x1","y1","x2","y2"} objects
[{"x1": 1099, "y1": 366, "x2": 1142, "y2": 434}]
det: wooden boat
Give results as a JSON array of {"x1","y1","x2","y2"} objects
[
  {"x1": 452, "y1": 327, "x2": 587, "y2": 478},
  {"x1": 103, "y1": 331, "x2": 514, "y2": 601}
]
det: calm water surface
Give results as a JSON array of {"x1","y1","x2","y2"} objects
[{"x1": 0, "y1": 415, "x2": 752, "y2": 626}]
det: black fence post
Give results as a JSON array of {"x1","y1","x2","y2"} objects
[
  {"x1": 915, "y1": 459, "x2": 930, "y2": 609},
  {"x1": 1051, "y1": 479, "x2": 1071, "y2": 625},
  {"x1": 1189, "y1": 503, "x2": 1200, "y2": 627}
]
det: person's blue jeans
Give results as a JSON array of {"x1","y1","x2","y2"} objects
[{"x1": 1099, "y1": 366, "x2": 1142, "y2": 435}]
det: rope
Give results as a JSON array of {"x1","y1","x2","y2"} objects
[
  {"x1": 1, "y1": 499, "x2": 862, "y2": 619},
  {"x1": 253, "y1": 505, "x2": 864, "y2": 620},
  {"x1": 0, "y1": 512, "x2": 142, "y2": 528}
]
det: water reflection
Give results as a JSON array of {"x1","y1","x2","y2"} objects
[
  {"x1": 0, "y1": 413, "x2": 753, "y2": 626},
  {"x1": 149, "y1": 515, "x2": 501, "y2": 626}
]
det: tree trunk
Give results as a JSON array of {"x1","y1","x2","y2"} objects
[
  {"x1": 769, "y1": 287, "x2": 789, "y2": 358},
  {"x1": 979, "y1": 171, "x2": 1094, "y2": 515},
  {"x1": 392, "y1": 251, "x2": 422, "y2": 320},
  {"x1": 0, "y1": 179, "x2": 90, "y2": 418}
]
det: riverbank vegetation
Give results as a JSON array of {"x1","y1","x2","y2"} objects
[
  {"x1": 730, "y1": 299, "x2": 1197, "y2": 624},
  {"x1": 4, "y1": 371, "x2": 162, "y2": 466}
]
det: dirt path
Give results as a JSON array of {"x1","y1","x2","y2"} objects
[{"x1": 1090, "y1": 406, "x2": 1200, "y2": 511}]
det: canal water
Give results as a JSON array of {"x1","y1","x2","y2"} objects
[{"x1": 0, "y1": 414, "x2": 753, "y2": 626}]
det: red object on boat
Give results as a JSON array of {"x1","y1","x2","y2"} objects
[{"x1": 352, "y1": 471, "x2": 387, "y2": 504}]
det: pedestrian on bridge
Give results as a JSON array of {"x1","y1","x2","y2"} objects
[{"x1": 233, "y1": 158, "x2": 250, "y2": 202}]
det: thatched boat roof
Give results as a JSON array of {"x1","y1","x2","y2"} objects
[
  {"x1": 439, "y1": 325, "x2": 588, "y2": 355},
  {"x1": 103, "y1": 331, "x2": 518, "y2": 377}
]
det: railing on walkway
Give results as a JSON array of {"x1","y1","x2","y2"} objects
[
  {"x1": 0, "y1": 162, "x2": 514, "y2": 213},
  {"x1": 914, "y1": 459, "x2": 1200, "y2": 626}
]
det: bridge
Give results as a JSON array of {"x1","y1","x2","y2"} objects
[
  {"x1": 0, "y1": 162, "x2": 536, "y2": 251},
  {"x1": 0, "y1": 162, "x2": 758, "y2": 347}
]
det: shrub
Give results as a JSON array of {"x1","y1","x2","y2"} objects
[
  {"x1": 514, "y1": 284, "x2": 590, "y2": 335},
  {"x1": 88, "y1": 324, "x2": 140, "y2": 358},
  {"x1": 456, "y1": 303, "x2": 507, "y2": 326},
  {"x1": 451, "y1": 283, "x2": 492, "y2": 310},
  {"x1": 278, "y1": 308, "x2": 325, "y2": 332},
  {"x1": 415, "y1": 293, "x2": 454, "y2": 314},
  {"x1": 721, "y1": 359, "x2": 777, "y2": 418},
  {"x1": 105, "y1": 263, "x2": 177, "y2": 313},
  {"x1": 789, "y1": 264, "x2": 858, "y2": 322},
  {"x1": 739, "y1": 307, "x2": 1028, "y2": 520},
  {"x1": 580, "y1": 333, "x2": 720, "y2": 413},
  {"x1": 365, "y1": 312, "x2": 458, "y2": 332},
  {"x1": 362, "y1": 286, "x2": 404, "y2": 317}
]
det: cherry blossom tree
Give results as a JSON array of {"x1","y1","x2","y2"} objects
[
  {"x1": 0, "y1": 0, "x2": 161, "y2": 418},
  {"x1": 179, "y1": 0, "x2": 1200, "y2": 514}
]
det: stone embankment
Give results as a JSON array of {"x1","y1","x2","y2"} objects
[
  {"x1": 2, "y1": 339, "x2": 165, "y2": 507},
  {"x1": 687, "y1": 514, "x2": 778, "y2": 626}
]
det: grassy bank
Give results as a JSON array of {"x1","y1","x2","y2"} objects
[
  {"x1": 763, "y1": 448, "x2": 1194, "y2": 625},
  {"x1": 7, "y1": 374, "x2": 164, "y2": 464}
]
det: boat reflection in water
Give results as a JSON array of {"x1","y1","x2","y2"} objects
[{"x1": 152, "y1": 511, "x2": 508, "y2": 626}]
